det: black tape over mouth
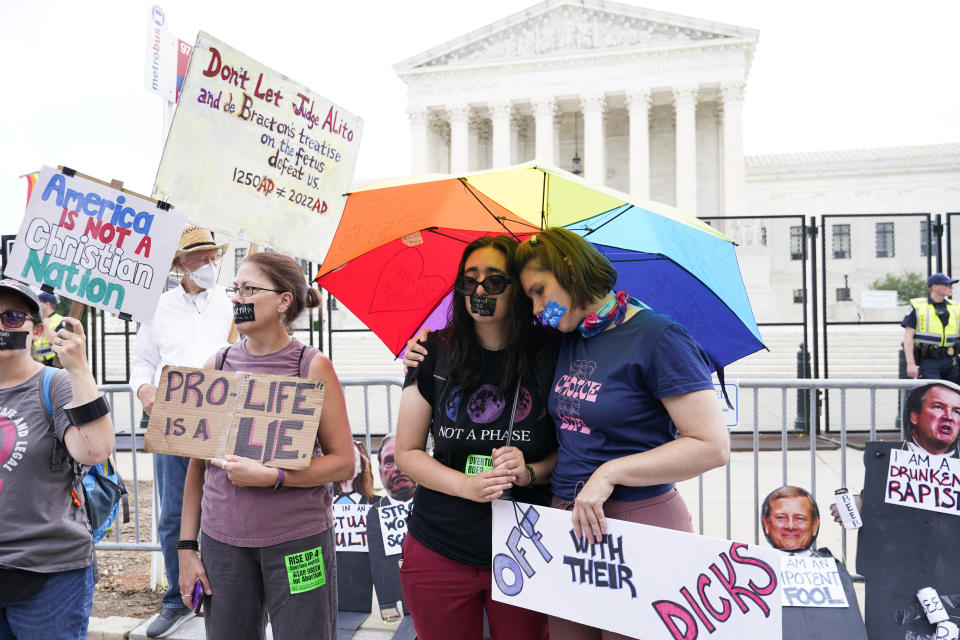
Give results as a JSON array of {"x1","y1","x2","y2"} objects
[
  {"x1": 470, "y1": 295, "x2": 497, "y2": 316},
  {"x1": 0, "y1": 331, "x2": 28, "y2": 350},
  {"x1": 233, "y1": 303, "x2": 256, "y2": 323}
]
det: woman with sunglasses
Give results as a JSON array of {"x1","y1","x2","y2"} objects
[
  {"x1": 394, "y1": 235, "x2": 557, "y2": 640},
  {"x1": 514, "y1": 228, "x2": 728, "y2": 640},
  {"x1": 0, "y1": 279, "x2": 114, "y2": 639},
  {"x1": 177, "y1": 253, "x2": 354, "y2": 640}
]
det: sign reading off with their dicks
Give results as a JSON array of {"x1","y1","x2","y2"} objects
[
  {"x1": 145, "y1": 366, "x2": 323, "y2": 470},
  {"x1": 5, "y1": 166, "x2": 187, "y2": 322},
  {"x1": 154, "y1": 31, "x2": 363, "y2": 265},
  {"x1": 490, "y1": 500, "x2": 782, "y2": 640}
]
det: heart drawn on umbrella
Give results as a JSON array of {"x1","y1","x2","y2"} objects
[{"x1": 369, "y1": 247, "x2": 450, "y2": 314}]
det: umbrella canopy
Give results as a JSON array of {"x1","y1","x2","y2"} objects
[{"x1": 316, "y1": 161, "x2": 764, "y2": 367}]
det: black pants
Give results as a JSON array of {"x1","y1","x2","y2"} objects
[{"x1": 918, "y1": 353, "x2": 960, "y2": 383}]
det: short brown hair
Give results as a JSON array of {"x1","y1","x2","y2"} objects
[
  {"x1": 243, "y1": 253, "x2": 320, "y2": 328},
  {"x1": 761, "y1": 485, "x2": 819, "y2": 522},
  {"x1": 514, "y1": 227, "x2": 617, "y2": 309}
]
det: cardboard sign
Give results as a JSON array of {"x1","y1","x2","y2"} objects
[
  {"x1": 885, "y1": 448, "x2": 960, "y2": 516},
  {"x1": 491, "y1": 501, "x2": 782, "y2": 640},
  {"x1": 154, "y1": 31, "x2": 363, "y2": 264},
  {"x1": 4, "y1": 166, "x2": 187, "y2": 322},
  {"x1": 333, "y1": 503, "x2": 370, "y2": 552},
  {"x1": 779, "y1": 555, "x2": 849, "y2": 608},
  {"x1": 144, "y1": 366, "x2": 323, "y2": 470},
  {"x1": 377, "y1": 499, "x2": 411, "y2": 557},
  {"x1": 856, "y1": 441, "x2": 960, "y2": 640},
  {"x1": 781, "y1": 554, "x2": 867, "y2": 640}
]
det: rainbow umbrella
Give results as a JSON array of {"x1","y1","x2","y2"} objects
[{"x1": 316, "y1": 161, "x2": 764, "y2": 367}]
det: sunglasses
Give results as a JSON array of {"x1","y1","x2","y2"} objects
[
  {"x1": 454, "y1": 274, "x2": 511, "y2": 296},
  {"x1": 0, "y1": 310, "x2": 34, "y2": 329}
]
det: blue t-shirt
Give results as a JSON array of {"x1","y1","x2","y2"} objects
[{"x1": 549, "y1": 307, "x2": 715, "y2": 502}]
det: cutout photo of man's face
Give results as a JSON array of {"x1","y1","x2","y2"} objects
[
  {"x1": 763, "y1": 496, "x2": 819, "y2": 552},
  {"x1": 909, "y1": 385, "x2": 960, "y2": 455},
  {"x1": 378, "y1": 436, "x2": 416, "y2": 501}
]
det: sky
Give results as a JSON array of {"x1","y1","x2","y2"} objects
[{"x1": 2, "y1": 0, "x2": 958, "y2": 238}]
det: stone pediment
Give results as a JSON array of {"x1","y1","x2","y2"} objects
[{"x1": 395, "y1": 0, "x2": 757, "y2": 72}]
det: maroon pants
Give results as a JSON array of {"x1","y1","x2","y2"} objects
[
  {"x1": 549, "y1": 488, "x2": 694, "y2": 640},
  {"x1": 399, "y1": 533, "x2": 548, "y2": 640}
]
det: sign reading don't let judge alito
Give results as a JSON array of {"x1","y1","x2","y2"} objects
[{"x1": 145, "y1": 366, "x2": 324, "y2": 470}]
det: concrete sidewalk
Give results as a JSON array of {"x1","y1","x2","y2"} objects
[{"x1": 89, "y1": 613, "x2": 402, "y2": 640}]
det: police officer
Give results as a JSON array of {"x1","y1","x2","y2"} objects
[
  {"x1": 903, "y1": 272, "x2": 960, "y2": 382},
  {"x1": 32, "y1": 291, "x2": 64, "y2": 366}
]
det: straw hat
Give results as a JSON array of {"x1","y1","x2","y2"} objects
[{"x1": 172, "y1": 225, "x2": 228, "y2": 267}]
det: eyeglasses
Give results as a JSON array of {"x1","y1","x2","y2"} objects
[
  {"x1": 454, "y1": 274, "x2": 511, "y2": 296},
  {"x1": 225, "y1": 285, "x2": 284, "y2": 298},
  {"x1": 0, "y1": 310, "x2": 34, "y2": 329}
]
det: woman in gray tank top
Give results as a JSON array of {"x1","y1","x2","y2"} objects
[{"x1": 176, "y1": 253, "x2": 354, "y2": 640}]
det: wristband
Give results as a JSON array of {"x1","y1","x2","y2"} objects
[
  {"x1": 64, "y1": 393, "x2": 111, "y2": 426},
  {"x1": 524, "y1": 464, "x2": 536, "y2": 488},
  {"x1": 175, "y1": 539, "x2": 199, "y2": 551},
  {"x1": 273, "y1": 468, "x2": 285, "y2": 490}
]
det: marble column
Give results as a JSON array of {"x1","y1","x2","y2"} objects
[
  {"x1": 581, "y1": 91, "x2": 606, "y2": 184},
  {"x1": 448, "y1": 104, "x2": 471, "y2": 175},
  {"x1": 625, "y1": 88, "x2": 652, "y2": 200},
  {"x1": 407, "y1": 107, "x2": 430, "y2": 174},
  {"x1": 490, "y1": 100, "x2": 513, "y2": 168},
  {"x1": 532, "y1": 96, "x2": 557, "y2": 164},
  {"x1": 721, "y1": 81, "x2": 746, "y2": 216},
  {"x1": 673, "y1": 85, "x2": 698, "y2": 214}
]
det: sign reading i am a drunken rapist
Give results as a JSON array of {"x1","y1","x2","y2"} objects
[
  {"x1": 145, "y1": 365, "x2": 324, "y2": 470},
  {"x1": 491, "y1": 501, "x2": 782, "y2": 640}
]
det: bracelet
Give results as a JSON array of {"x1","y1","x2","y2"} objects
[
  {"x1": 524, "y1": 464, "x2": 536, "y2": 488},
  {"x1": 175, "y1": 539, "x2": 199, "y2": 551},
  {"x1": 273, "y1": 468, "x2": 285, "y2": 490},
  {"x1": 64, "y1": 393, "x2": 111, "y2": 426}
]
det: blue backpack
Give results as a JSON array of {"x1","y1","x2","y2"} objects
[{"x1": 41, "y1": 367, "x2": 129, "y2": 542}]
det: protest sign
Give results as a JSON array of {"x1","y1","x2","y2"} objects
[
  {"x1": 377, "y1": 500, "x2": 411, "y2": 557},
  {"x1": 885, "y1": 448, "x2": 960, "y2": 516},
  {"x1": 779, "y1": 555, "x2": 848, "y2": 608},
  {"x1": 333, "y1": 503, "x2": 370, "y2": 553},
  {"x1": 154, "y1": 31, "x2": 363, "y2": 264},
  {"x1": 4, "y1": 166, "x2": 186, "y2": 323},
  {"x1": 491, "y1": 501, "x2": 782, "y2": 640},
  {"x1": 780, "y1": 553, "x2": 867, "y2": 640},
  {"x1": 144, "y1": 365, "x2": 323, "y2": 470}
]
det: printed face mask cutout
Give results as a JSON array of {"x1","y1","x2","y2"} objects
[
  {"x1": 233, "y1": 303, "x2": 256, "y2": 323},
  {"x1": 0, "y1": 331, "x2": 29, "y2": 350},
  {"x1": 470, "y1": 295, "x2": 497, "y2": 316},
  {"x1": 541, "y1": 300, "x2": 567, "y2": 328}
]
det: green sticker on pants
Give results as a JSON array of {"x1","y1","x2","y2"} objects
[
  {"x1": 284, "y1": 545, "x2": 326, "y2": 594},
  {"x1": 464, "y1": 454, "x2": 493, "y2": 476}
]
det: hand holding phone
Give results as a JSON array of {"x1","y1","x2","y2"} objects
[{"x1": 190, "y1": 579, "x2": 205, "y2": 614}]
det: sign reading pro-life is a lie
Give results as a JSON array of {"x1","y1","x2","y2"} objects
[
  {"x1": 4, "y1": 166, "x2": 187, "y2": 322},
  {"x1": 491, "y1": 501, "x2": 782, "y2": 640},
  {"x1": 154, "y1": 31, "x2": 363, "y2": 264},
  {"x1": 145, "y1": 366, "x2": 324, "y2": 470}
]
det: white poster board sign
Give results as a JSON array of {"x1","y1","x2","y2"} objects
[
  {"x1": 714, "y1": 383, "x2": 738, "y2": 428},
  {"x1": 154, "y1": 31, "x2": 363, "y2": 264},
  {"x1": 491, "y1": 501, "x2": 782, "y2": 640},
  {"x1": 779, "y1": 555, "x2": 849, "y2": 608},
  {"x1": 4, "y1": 166, "x2": 186, "y2": 322},
  {"x1": 333, "y1": 503, "x2": 370, "y2": 552},
  {"x1": 377, "y1": 499, "x2": 411, "y2": 558},
  {"x1": 885, "y1": 448, "x2": 960, "y2": 516}
]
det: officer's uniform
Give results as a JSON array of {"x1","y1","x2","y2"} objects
[
  {"x1": 32, "y1": 312, "x2": 63, "y2": 366},
  {"x1": 902, "y1": 297, "x2": 960, "y2": 382}
]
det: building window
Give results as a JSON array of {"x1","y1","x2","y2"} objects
[
  {"x1": 789, "y1": 226, "x2": 805, "y2": 260},
  {"x1": 920, "y1": 220, "x2": 939, "y2": 257},
  {"x1": 836, "y1": 287, "x2": 852, "y2": 302},
  {"x1": 875, "y1": 222, "x2": 895, "y2": 258},
  {"x1": 234, "y1": 247, "x2": 247, "y2": 272},
  {"x1": 832, "y1": 224, "x2": 851, "y2": 259},
  {"x1": 793, "y1": 289, "x2": 805, "y2": 304}
]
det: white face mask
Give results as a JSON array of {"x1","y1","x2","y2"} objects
[{"x1": 185, "y1": 262, "x2": 218, "y2": 290}]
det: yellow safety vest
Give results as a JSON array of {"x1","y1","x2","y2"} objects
[
  {"x1": 33, "y1": 312, "x2": 63, "y2": 362},
  {"x1": 910, "y1": 298, "x2": 960, "y2": 347}
]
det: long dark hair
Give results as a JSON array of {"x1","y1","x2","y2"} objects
[{"x1": 442, "y1": 235, "x2": 544, "y2": 393}]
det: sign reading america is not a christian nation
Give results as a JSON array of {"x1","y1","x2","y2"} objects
[
  {"x1": 154, "y1": 31, "x2": 363, "y2": 264},
  {"x1": 4, "y1": 166, "x2": 186, "y2": 322}
]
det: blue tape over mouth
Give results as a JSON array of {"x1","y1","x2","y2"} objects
[{"x1": 541, "y1": 301, "x2": 567, "y2": 328}]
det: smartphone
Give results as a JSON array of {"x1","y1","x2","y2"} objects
[{"x1": 190, "y1": 579, "x2": 205, "y2": 614}]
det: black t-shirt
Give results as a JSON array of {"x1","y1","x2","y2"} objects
[{"x1": 404, "y1": 331, "x2": 558, "y2": 566}]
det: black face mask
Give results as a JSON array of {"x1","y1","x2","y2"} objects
[
  {"x1": 470, "y1": 295, "x2": 497, "y2": 317},
  {"x1": 0, "y1": 331, "x2": 29, "y2": 350},
  {"x1": 233, "y1": 303, "x2": 256, "y2": 323}
]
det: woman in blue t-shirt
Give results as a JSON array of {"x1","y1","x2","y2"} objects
[
  {"x1": 513, "y1": 227, "x2": 729, "y2": 640},
  {"x1": 395, "y1": 235, "x2": 556, "y2": 640}
]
